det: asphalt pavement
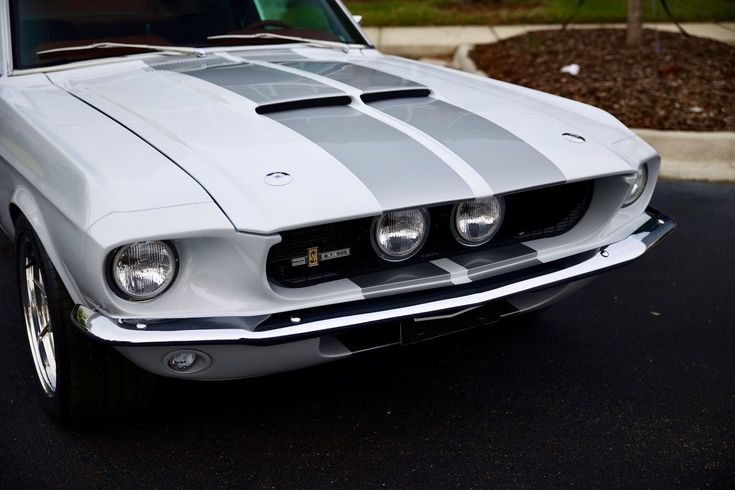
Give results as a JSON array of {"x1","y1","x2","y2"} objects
[{"x1": 0, "y1": 180, "x2": 733, "y2": 488}]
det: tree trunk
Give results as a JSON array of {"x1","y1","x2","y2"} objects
[{"x1": 627, "y1": 0, "x2": 643, "y2": 46}]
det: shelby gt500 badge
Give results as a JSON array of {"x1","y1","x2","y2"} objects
[{"x1": 291, "y1": 248, "x2": 352, "y2": 268}]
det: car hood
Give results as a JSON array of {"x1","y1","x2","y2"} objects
[{"x1": 48, "y1": 48, "x2": 654, "y2": 234}]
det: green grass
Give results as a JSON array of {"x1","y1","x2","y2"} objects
[{"x1": 345, "y1": 0, "x2": 735, "y2": 26}]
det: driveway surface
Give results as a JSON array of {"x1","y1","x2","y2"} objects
[{"x1": 0, "y1": 180, "x2": 733, "y2": 488}]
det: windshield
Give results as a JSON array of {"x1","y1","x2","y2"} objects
[{"x1": 10, "y1": 0, "x2": 366, "y2": 70}]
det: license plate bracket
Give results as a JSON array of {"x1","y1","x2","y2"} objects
[{"x1": 400, "y1": 302, "x2": 506, "y2": 345}]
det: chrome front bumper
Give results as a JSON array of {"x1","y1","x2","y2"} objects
[{"x1": 72, "y1": 209, "x2": 675, "y2": 350}]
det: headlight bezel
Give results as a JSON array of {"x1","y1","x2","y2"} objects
[
  {"x1": 452, "y1": 196, "x2": 505, "y2": 247},
  {"x1": 371, "y1": 207, "x2": 430, "y2": 262},
  {"x1": 107, "y1": 240, "x2": 179, "y2": 302},
  {"x1": 622, "y1": 164, "x2": 649, "y2": 207}
]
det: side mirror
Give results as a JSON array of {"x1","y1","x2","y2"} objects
[{"x1": 352, "y1": 15, "x2": 363, "y2": 26}]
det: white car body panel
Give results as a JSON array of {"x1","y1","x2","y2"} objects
[{"x1": 0, "y1": 2, "x2": 674, "y2": 380}]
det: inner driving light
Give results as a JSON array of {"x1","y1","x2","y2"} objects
[
  {"x1": 373, "y1": 208, "x2": 429, "y2": 261},
  {"x1": 622, "y1": 164, "x2": 649, "y2": 207},
  {"x1": 454, "y1": 196, "x2": 504, "y2": 246},
  {"x1": 112, "y1": 241, "x2": 177, "y2": 301}
]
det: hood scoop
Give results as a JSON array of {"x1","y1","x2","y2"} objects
[
  {"x1": 256, "y1": 88, "x2": 431, "y2": 115},
  {"x1": 361, "y1": 88, "x2": 431, "y2": 104},
  {"x1": 256, "y1": 95, "x2": 352, "y2": 115},
  {"x1": 256, "y1": 89, "x2": 431, "y2": 115}
]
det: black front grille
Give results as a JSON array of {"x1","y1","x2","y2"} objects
[{"x1": 267, "y1": 180, "x2": 594, "y2": 287}]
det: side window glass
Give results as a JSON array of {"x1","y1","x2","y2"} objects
[
  {"x1": 253, "y1": 0, "x2": 288, "y2": 19},
  {"x1": 253, "y1": 0, "x2": 330, "y2": 30}
]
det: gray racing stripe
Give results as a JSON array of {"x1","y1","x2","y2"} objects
[
  {"x1": 281, "y1": 61, "x2": 426, "y2": 93},
  {"x1": 231, "y1": 50, "x2": 308, "y2": 62},
  {"x1": 351, "y1": 262, "x2": 451, "y2": 298},
  {"x1": 369, "y1": 98, "x2": 566, "y2": 193},
  {"x1": 187, "y1": 63, "x2": 344, "y2": 104},
  {"x1": 353, "y1": 244, "x2": 539, "y2": 297},
  {"x1": 431, "y1": 258, "x2": 471, "y2": 285},
  {"x1": 451, "y1": 243, "x2": 540, "y2": 282},
  {"x1": 267, "y1": 105, "x2": 475, "y2": 210}
]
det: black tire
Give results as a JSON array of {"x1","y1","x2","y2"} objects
[{"x1": 15, "y1": 216, "x2": 155, "y2": 423}]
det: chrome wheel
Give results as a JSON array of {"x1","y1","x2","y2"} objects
[{"x1": 21, "y1": 253, "x2": 57, "y2": 396}]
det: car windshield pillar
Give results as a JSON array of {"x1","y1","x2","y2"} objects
[{"x1": 1, "y1": 0, "x2": 10, "y2": 76}]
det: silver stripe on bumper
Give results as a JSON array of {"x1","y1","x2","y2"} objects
[{"x1": 71, "y1": 210, "x2": 674, "y2": 347}]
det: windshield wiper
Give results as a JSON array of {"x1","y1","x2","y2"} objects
[
  {"x1": 207, "y1": 33, "x2": 358, "y2": 53},
  {"x1": 37, "y1": 42, "x2": 206, "y2": 58}
]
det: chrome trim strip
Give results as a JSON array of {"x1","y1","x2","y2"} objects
[
  {"x1": 414, "y1": 305, "x2": 482, "y2": 322},
  {"x1": 72, "y1": 211, "x2": 674, "y2": 346},
  {"x1": 0, "y1": 0, "x2": 11, "y2": 76}
]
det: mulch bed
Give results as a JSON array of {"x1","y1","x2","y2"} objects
[{"x1": 470, "y1": 29, "x2": 735, "y2": 131}]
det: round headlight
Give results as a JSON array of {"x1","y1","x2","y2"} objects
[
  {"x1": 623, "y1": 165, "x2": 648, "y2": 207},
  {"x1": 111, "y1": 241, "x2": 177, "y2": 301},
  {"x1": 454, "y1": 196, "x2": 504, "y2": 246},
  {"x1": 373, "y1": 208, "x2": 429, "y2": 261}
]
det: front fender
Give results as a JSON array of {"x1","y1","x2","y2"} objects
[{"x1": 10, "y1": 185, "x2": 86, "y2": 304}]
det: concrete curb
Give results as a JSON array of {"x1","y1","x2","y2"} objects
[
  {"x1": 365, "y1": 22, "x2": 735, "y2": 58},
  {"x1": 634, "y1": 130, "x2": 735, "y2": 182},
  {"x1": 443, "y1": 43, "x2": 735, "y2": 182},
  {"x1": 451, "y1": 44, "x2": 485, "y2": 76}
]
